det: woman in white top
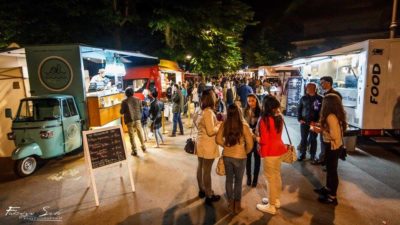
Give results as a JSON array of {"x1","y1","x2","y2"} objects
[
  {"x1": 192, "y1": 83, "x2": 199, "y2": 108},
  {"x1": 311, "y1": 94, "x2": 347, "y2": 205}
]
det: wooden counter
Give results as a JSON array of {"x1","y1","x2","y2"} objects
[{"x1": 87, "y1": 93, "x2": 125, "y2": 127}]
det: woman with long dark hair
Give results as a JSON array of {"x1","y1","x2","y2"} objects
[
  {"x1": 255, "y1": 95, "x2": 287, "y2": 215},
  {"x1": 216, "y1": 104, "x2": 253, "y2": 214},
  {"x1": 195, "y1": 89, "x2": 222, "y2": 204},
  {"x1": 243, "y1": 94, "x2": 261, "y2": 187},
  {"x1": 312, "y1": 94, "x2": 347, "y2": 205}
]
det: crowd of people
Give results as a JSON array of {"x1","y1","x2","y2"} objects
[{"x1": 120, "y1": 74, "x2": 347, "y2": 215}]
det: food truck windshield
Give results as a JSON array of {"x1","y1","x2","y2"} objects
[{"x1": 15, "y1": 99, "x2": 61, "y2": 122}]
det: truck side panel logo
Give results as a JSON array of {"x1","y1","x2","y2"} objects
[
  {"x1": 370, "y1": 64, "x2": 380, "y2": 104},
  {"x1": 38, "y1": 56, "x2": 73, "y2": 91}
]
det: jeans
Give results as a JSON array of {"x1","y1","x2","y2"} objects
[
  {"x1": 325, "y1": 142, "x2": 340, "y2": 196},
  {"x1": 246, "y1": 143, "x2": 261, "y2": 182},
  {"x1": 263, "y1": 156, "x2": 283, "y2": 206},
  {"x1": 197, "y1": 157, "x2": 215, "y2": 197},
  {"x1": 172, "y1": 112, "x2": 183, "y2": 135},
  {"x1": 224, "y1": 156, "x2": 246, "y2": 200},
  {"x1": 154, "y1": 128, "x2": 164, "y2": 146},
  {"x1": 299, "y1": 124, "x2": 318, "y2": 158},
  {"x1": 127, "y1": 120, "x2": 145, "y2": 152}
]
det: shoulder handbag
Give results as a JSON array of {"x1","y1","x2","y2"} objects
[
  {"x1": 184, "y1": 126, "x2": 197, "y2": 154},
  {"x1": 216, "y1": 156, "x2": 225, "y2": 176},
  {"x1": 282, "y1": 119, "x2": 297, "y2": 164}
]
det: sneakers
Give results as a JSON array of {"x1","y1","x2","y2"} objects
[
  {"x1": 169, "y1": 134, "x2": 176, "y2": 137},
  {"x1": 256, "y1": 203, "x2": 276, "y2": 215},
  {"x1": 131, "y1": 151, "x2": 138, "y2": 156},
  {"x1": 141, "y1": 146, "x2": 147, "y2": 153},
  {"x1": 261, "y1": 198, "x2": 280, "y2": 208},
  {"x1": 205, "y1": 195, "x2": 220, "y2": 204}
]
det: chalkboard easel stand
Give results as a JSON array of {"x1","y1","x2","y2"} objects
[{"x1": 82, "y1": 125, "x2": 135, "y2": 207}]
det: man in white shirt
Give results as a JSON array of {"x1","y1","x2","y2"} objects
[{"x1": 90, "y1": 69, "x2": 111, "y2": 88}]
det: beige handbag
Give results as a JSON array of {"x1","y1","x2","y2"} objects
[
  {"x1": 216, "y1": 156, "x2": 225, "y2": 176},
  {"x1": 281, "y1": 119, "x2": 297, "y2": 164}
]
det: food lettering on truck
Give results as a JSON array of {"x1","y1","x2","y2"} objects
[{"x1": 370, "y1": 64, "x2": 381, "y2": 104}]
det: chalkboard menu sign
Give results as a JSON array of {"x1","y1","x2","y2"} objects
[
  {"x1": 285, "y1": 77, "x2": 304, "y2": 117},
  {"x1": 85, "y1": 127, "x2": 126, "y2": 169}
]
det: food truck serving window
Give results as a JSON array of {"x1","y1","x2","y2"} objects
[{"x1": 302, "y1": 52, "x2": 366, "y2": 107}]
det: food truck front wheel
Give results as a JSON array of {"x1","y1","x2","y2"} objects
[{"x1": 14, "y1": 156, "x2": 38, "y2": 177}]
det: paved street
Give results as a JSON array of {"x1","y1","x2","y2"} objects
[{"x1": 1, "y1": 116, "x2": 400, "y2": 225}]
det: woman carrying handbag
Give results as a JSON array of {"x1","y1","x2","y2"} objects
[
  {"x1": 255, "y1": 95, "x2": 287, "y2": 215},
  {"x1": 216, "y1": 104, "x2": 254, "y2": 214},
  {"x1": 195, "y1": 89, "x2": 222, "y2": 204}
]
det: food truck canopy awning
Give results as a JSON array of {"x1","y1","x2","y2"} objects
[
  {"x1": 124, "y1": 65, "x2": 159, "y2": 80},
  {"x1": 0, "y1": 45, "x2": 160, "y2": 68},
  {"x1": 80, "y1": 45, "x2": 159, "y2": 68},
  {"x1": 313, "y1": 40, "x2": 367, "y2": 57},
  {"x1": 159, "y1": 59, "x2": 182, "y2": 72},
  {"x1": 274, "y1": 40, "x2": 371, "y2": 67}
]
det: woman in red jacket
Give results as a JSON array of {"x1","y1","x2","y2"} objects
[{"x1": 255, "y1": 95, "x2": 287, "y2": 215}]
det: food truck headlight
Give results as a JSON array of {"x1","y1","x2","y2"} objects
[
  {"x1": 7, "y1": 132, "x2": 16, "y2": 140},
  {"x1": 40, "y1": 130, "x2": 54, "y2": 139}
]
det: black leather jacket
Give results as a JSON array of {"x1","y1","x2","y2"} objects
[{"x1": 297, "y1": 94, "x2": 323, "y2": 124}]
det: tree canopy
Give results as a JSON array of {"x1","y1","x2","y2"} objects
[{"x1": 0, "y1": 0, "x2": 289, "y2": 75}]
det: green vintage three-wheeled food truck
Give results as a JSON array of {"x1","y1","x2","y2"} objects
[{"x1": 5, "y1": 44, "x2": 158, "y2": 177}]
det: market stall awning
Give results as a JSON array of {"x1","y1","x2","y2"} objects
[
  {"x1": 159, "y1": 59, "x2": 182, "y2": 72},
  {"x1": 124, "y1": 65, "x2": 159, "y2": 80},
  {"x1": 80, "y1": 45, "x2": 159, "y2": 68}
]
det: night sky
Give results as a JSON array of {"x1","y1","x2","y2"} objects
[{"x1": 243, "y1": 0, "x2": 395, "y2": 40}]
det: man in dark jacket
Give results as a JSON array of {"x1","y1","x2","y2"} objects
[
  {"x1": 297, "y1": 83, "x2": 323, "y2": 161},
  {"x1": 120, "y1": 87, "x2": 146, "y2": 156},
  {"x1": 171, "y1": 84, "x2": 184, "y2": 136},
  {"x1": 320, "y1": 76, "x2": 342, "y2": 99},
  {"x1": 237, "y1": 79, "x2": 253, "y2": 108}
]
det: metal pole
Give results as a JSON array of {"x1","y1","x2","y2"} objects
[{"x1": 390, "y1": 0, "x2": 398, "y2": 39}]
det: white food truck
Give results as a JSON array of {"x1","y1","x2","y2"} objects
[{"x1": 276, "y1": 38, "x2": 400, "y2": 142}]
